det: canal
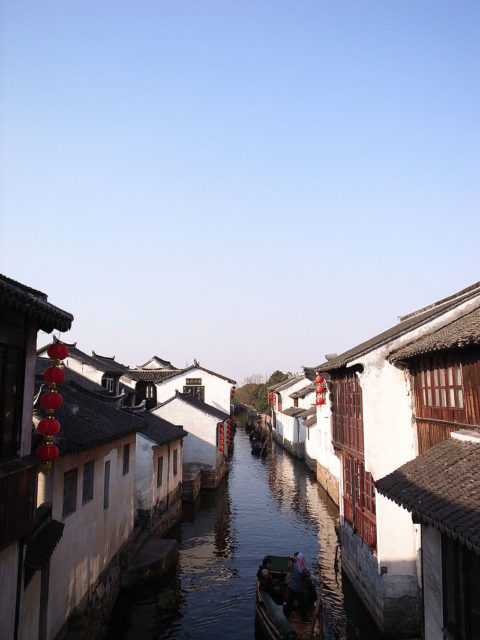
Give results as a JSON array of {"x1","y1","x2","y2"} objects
[{"x1": 107, "y1": 423, "x2": 382, "y2": 639}]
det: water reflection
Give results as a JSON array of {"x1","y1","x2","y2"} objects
[{"x1": 107, "y1": 424, "x2": 382, "y2": 639}]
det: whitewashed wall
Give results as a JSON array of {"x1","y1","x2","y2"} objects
[
  {"x1": 315, "y1": 399, "x2": 340, "y2": 484},
  {"x1": 304, "y1": 421, "x2": 318, "y2": 462},
  {"x1": 153, "y1": 398, "x2": 224, "y2": 468},
  {"x1": 278, "y1": 378, "x2": 310, "y2": 411},
  {"x1": 135, "y1": 433, "x2": 183, "y2": 515},
  {"x1": 156, "y1": 368, "x2": 233, "y2": 414},
  {"x1": 41, "y1": 436, "x2": 135, "y2": 639},
  {"x1": 422, "y1": 526, "x2": 443, "y2": 640}
]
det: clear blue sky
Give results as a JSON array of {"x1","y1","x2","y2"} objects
[{"x1": 1, "y1": 1, "x2": 479, "y2": 383}]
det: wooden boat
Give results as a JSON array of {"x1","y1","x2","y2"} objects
[
  {"x1": 251, "y1": 439, "x2": 267, "y2": 457},
  {"x1": 255, "y1": 556, "x2": 324, "y2": 640}
]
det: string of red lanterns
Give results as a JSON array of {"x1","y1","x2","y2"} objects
[
  {"x1": 36, "y1": 340, "x2": 69, "y2": 468},
  {"x1": 315, "y1": 375, "x2": 326, "y2": 406},
  {"x1": 218, "y1": 422, "x2": 225, "y2": 453}
]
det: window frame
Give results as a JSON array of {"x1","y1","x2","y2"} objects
[
  {"x1": 122, "y1": 443, "x2": 130, "y2": 476},
  {"x1": 103, "y1": 460, "x2": 110, "y2": 509},
  {"x1": 157, "y1": 456, "x2": 163, "y2": 487},
  {"x1": 63, "y1": 468, "x2": 78, "y2": 518},
  {"x1": 173, "y1": 449, "x2": 178, "y2": 476},
  {"x1": 82, "y1": 460, "x2": 94, "y2": 505}
]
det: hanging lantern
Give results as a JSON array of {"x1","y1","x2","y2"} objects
[
  {"x1": 47, "y1": 341, "x2": 69, "y2": 361},
  {"x1": 36, "y1": 442, "x2": 60, "y2": 463},
  {"x1": 40, "y1": 390, "x2": 63, "y2": 411},
  {"x1": 316, "y1": 396, "x2": 326, "y2": 405},
  {"x1": 315, "y1": 375, "x2": 324, "y2": 384},
  {"x1": 43, "y1": 366, "x2": 65, "y2": 386},
  {"x1": 37, "y1": 416, "x2": 61, "y2": 437},
  {"x1": 316, "y1": 384, "x2": 326, "y2": 395}
]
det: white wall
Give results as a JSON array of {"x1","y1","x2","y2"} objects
[
  {"x1": 156, "y1": 367, "x2": 232, "y2": 414},
  {"x1": 315, "y1": 398, "x2": 340, "y2": 483},
  {"x1": 135, "y1": 434, "x2": 183, "y2": 514},
  {"x1": 422, "y1": 526, "x2": 443, "y2": 640},
  {"x1": 153, "y1": 398, "x2": 224, "y2": 468},
  {"x1": 43, "y1": 436, "x2": 135, "y2": 639}
]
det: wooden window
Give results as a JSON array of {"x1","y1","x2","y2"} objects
[
  {"x1": 103, "y1": 460, "x2": 110, "y2": 509},
  {"x1": 173, "y1": 449, "x2": 178, "y2": 476},
  {"x1": 186, "y1": 378, "x2": 202, "y2": 385},
  {"x1": 122, "y1": 443, "x2": 130, "y2": 475},
  {"x1": 0, "y1": 344, "x2": 25, "y2": 461},
  {"x1": 146, "y1": 385, "x2": 155, "y2": 400},
  {"x1": 332, "y1": 372, "x2": 364, "y2": 455},
  {"x1": 102, "y1": 377, "x2": 114, "y2": 392},
  {"x1": 442, "y1": 534, "x2": 480, "y2": 639},
  {"x1": 157, "y1": 456, "x2": 163, "y2": 487},
  {"x1": 183, "y1": 385, "x2": 205, "y2": 402},
  {"x1": 342, "y1": 454, "x2": 376, "y2": 551},
  {"x1": 418, "y1": 365, "x2": 464, "y2": 410},
  {"x1": 82, "y1": 461, "x2": 94, "y2": 504},
  {"x1": 63, "y1": 468, "x2": 78, "y2": 517}
]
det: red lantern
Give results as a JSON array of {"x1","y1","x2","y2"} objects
[
  {"x1": 40, "y1": 390, "x2": 63, "y2": 411},
  {"x1": 43, "y1": 366, "x2": 65, "y2": 386},
  {"x1": 47, "y1": 341, "x2": 69, "y2": 361},
  {"x1": 37, "y1": 416, "x2": 61, "y2": 437},
  {"x1": 36, "y1": 442, "x2": 60, "y2": 463},
  {"x1": 315, "y1": 375, "x2": 324, "y2": 384},
  {"x1": 316, "y1": 396, "x2": 326, "y2": 405},
  {"x1": 316, "y1": 385, "x2": 326, "y2": 395}
]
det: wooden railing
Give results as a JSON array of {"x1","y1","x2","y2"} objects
[{"x1": 0, "y1": 460, "x2": 37, "y2": 551}]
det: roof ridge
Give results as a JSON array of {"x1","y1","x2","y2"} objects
[{"x1": 398, "y1": 281, "x2": 480, "y2": 322}]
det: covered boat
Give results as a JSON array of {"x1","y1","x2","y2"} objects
[{"x1": 255, "y1": 556, "x2": 324, "y2": 640}]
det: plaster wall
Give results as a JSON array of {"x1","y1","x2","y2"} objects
[
  {"x1": 44, "y1": 436, "x2": 135, "y2": 639},
  {"x1": 304, "y1": 422, "x2": 317, "y2": 463},
  {"x1": 376, "y1": 494, "x2": 419, "y2": 576},
  {"x1": 315, "y1": 399, "x2": 340, "y2": 485},
  {"x1": 298, "y1": 390, "x2": 315, "y2": 410},
  {"x1": 59, "y1": 356, "x2": 104, "y2": 387},
  {"x1": 155, "y1": 368, "x2": 232, "y2": 414},
  {"x1": 279, "y1": 378, "x2": 311, "y2": 411},
  {"x1": 135, "y1": 433, "x2": 154, "y2": 512},
  {"x1": 153, "y1": 399, "x2": 222, "y2": 468},
  {"x1": 0, "y1": 543, "x2": 18, "y2": 640},
  {"x1": 422, "y1": 526, "x2": 443, "y2": 640},
  {"x1": 18, "y1": 571, "x2": 41, "y2": 640},
  {"x1": 153, "y1": 440, "x2": 182, "y2": 506}
]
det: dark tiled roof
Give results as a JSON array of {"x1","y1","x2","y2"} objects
[
  {"x1": 268, "y1": 375, "x2": 305, "y2": 392},
  {"x1": 37, "y1": 343, "x2": 129, "y2": 374},
  {"x1": 125, "y1": 369, "x2": 179, "y2": 383},
  {"x1": 25, "y1": 519, "x2": 64, "y2": 570},
  {"x1": 376, "y1": 434, "x2": 480, "y2": 555},
  {"x1": 282, "y1": 406, "x2": 307, "y2": 417},
  {"x1": 156, "y1": 391, "x2": 230, "y2": 422},
  {"x1": 389, "y1": 304, "x2": 480, "y2": 364},
  {"x1": 304, "y1": 414, "x2": 317, "y2": 428},
  {"x1": 34, "y1": 361, "x2": 145, "y2": 454},
  {"x1": 136, "y1": 356, "x2": 177, "y2": 369},
  {"x1": 141, "y1": 413, "x2": 188, "y2": 445},
  {"x1": 175, "y1": 364, "x2": 236, "y2": 385},
  {"x1": 298, "y1": 406, "x2": 316, "y2": 418},
  {"x1": 306, "y1": 281, "x2": 480, "y2": 373},
  {"x1": 0, "y1": 273, "x2": 73, "y2": 333},
  {"x1": 290, "y1": 383, "x2": 316, "y2": 399}
]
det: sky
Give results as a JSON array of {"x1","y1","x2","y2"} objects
[{"x1": 1, "y1": 1, "x2": 479, "y2": 384}]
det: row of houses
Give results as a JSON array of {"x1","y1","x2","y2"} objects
[
  {"x1": 0, "y1": 274, "x2": 236, "y2": 640},
  {"x1": 268, "y1": 281, "x2": 480, "y2": 639}
]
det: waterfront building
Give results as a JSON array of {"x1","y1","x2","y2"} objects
[
  {"x1": 127, "y1": 357, "x2": 236, "y2": 414},
  {"x1": 268, "y1": 375, "x2": 312, "y2": 458},
  {"x1": 32, "y1": 360, "x2": 144, "y2": 639},
  {"x1": 376, "y1": 302, "x2": 480, "y2": 639},
  {"x1": 37, "y1": 342, "x2": 137, "y2": 406},
  {"x1": 152, "y1": 391, "x2": 230, "y2": 489},
  {"x1": 133, "y1": 410, "x2": 187, "y2": 534},
  {"x1": 0, "y1": 275, "x2": 72, "y2": 640},
  {"x1": 308, "y1": 281, "x2": 480, "y2": 637}
]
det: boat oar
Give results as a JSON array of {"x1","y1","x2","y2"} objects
[{"x1": 309, "y1": 579, "x2": 324, "y2": 640}]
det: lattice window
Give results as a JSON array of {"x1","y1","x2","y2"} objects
[
  {"x1": 82, "y1": 460, "x2": 94, "y2": 504},
  {"x1": 419, "y1": 365, "x2": 464, "y2": 409},
  {"x1": 123, "y1": 443, "x2": 130, "y2": 475},
  {"x1": 63, "y1": 468, "x2": 78, "y2": 517},
  {"x1": 157, "y1": 456, "x2": 163, "y2": 487}
]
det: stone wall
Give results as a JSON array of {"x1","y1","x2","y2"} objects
[
  {"x1": 200, "y1": 460, "x2": 228, "y2": 490},
  {"x1": 340, "y1": 525, "x2": 421, "y2": 638},
  {"x1": 316, "y1": 463, "x2": 339, "y2": 506},
  {"x1": 182, "y1": 465, "x2": 201, "y2": 502},
  {"x1": 57, "y1": 537, "x2": 132, "y2": 640},
  {"x1": 304, "y1": 452, "x2": 317, "y2": 476}
]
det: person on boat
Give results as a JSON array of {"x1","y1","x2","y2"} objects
[
  {"x1": 283, "y1": 552, "x2": 310, "y2": 622},
  {"x1": 257, "y1": 556, "x2": 273, "y2": 594}
]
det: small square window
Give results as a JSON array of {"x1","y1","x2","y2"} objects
[
  {"x1": 173, "y1": 450, "x2": 178, "y2": 476},
  {"x1": 157, "y1": 456, "x2": 163, "y2": 487},
  {"x1": 82, "y1": 461, "x2": 94, "y2": 504},
  {"x1": 123, "y1": 443, "x2": 130, "y2": 475},
  {"x1": 104, "y1": 460, "x2": 110, "y2": 509},
  {"x1": 63, "y1": 468, "x2": 78, "y2": 517}
]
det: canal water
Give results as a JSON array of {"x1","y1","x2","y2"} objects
[{"x1": 107, "y1": 423, "x2": 382, "y2": 639}]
